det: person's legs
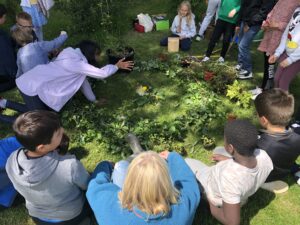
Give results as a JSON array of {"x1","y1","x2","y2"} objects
[
  {"x1": 206, "y1": 19, "x2": 225, "y2": 57},
  {"x1": 198, "y1": 0, "x2": 220, "y2": 37},
  {"x1": 238, "y1": 25, "x2": 261, "y2": 72},
  {"x1": 237, "y1": 22, "x2": 245, "y2": 65},
  {"x1": 111, "y1": 160, "x2": 129, "y2": 188},
  {"x1": 220, "y1": 21, "x2": 235, "y2": 58},
  {"x1": 180, "y1": 38, "x2": 192, "y2": 51},
  {"x1": 160, "y1": 34, "x2": 179, "y2": 47},
  {"x1": 261, "y1": 53, "x2": 275, "y2": 89},
  {"x1": 0, "y1": 76, "x2": 16, "y2": 93},
  {"x1": 20, "y1": 91, "x2": 49, "y2": 111},
  {"x1": 276, "y1": 59, "x2": 300, "y2": 91},
  {"x1": 80, "y1": 79, "x2": 96, "y2": 102}
]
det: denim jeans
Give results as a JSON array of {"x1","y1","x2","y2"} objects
[
  {"x1": 160, "y1": 34, "x2": 192, "y2": 51},
  {"x1": 238, "y1": 22, "x2": 261, "y2": 72}
]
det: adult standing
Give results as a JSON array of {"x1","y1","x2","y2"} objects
[{"x1": 196, "y1": 0, "x2": 221, "y2": 41}]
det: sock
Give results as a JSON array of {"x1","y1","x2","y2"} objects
[{"x1": 0, "y1": 98, "x2": 7, "y2": 108}]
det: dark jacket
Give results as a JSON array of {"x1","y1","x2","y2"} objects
[
  {"x1": 0, "y1": 29, "x2": 17, "y2": 77},
  {"x1": 257, "y1": 129, "x2": 300, "y2": 182},
  {"x1": 238, "y1": 0, "x2": 277, "y2": 26}
]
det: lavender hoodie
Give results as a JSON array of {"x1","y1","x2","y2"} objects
[{"x1": 16, "y1": 47, "x2": 118, "y2": 111}]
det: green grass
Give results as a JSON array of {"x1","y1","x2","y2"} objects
[{"x1": 1, "y1": 1, "x2": 300, "y2": 225}]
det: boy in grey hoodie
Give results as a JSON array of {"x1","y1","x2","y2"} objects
[{"x1": 6, "y1": 110, "x2": 90, "y2": 224}]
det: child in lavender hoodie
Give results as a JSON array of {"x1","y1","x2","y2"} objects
[{"x1": 0, "y1": 40, "x2": 133, "y2": 123}]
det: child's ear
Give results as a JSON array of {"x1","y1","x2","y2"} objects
[
  {"x1": 227, "y1": 144, "x2": 234, "y2": 155},
  {"x1": 36, "y1": 144, "x2": 46, "y2": 153},
  {"x1": 259, "y1": 116, "x2": 269, "y2": 127}
]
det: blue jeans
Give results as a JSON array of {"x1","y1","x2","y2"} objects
[{"x1": 237, "y1": 22, "x2": 261, "y2": 72}]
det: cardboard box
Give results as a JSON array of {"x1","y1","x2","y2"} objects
[{"x1": 152, "y1": 14, "x2": 169, "y2": 31}]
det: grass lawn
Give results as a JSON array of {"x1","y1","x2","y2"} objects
[{"x1": 0, "y1": 1, "x2": 300, "y2": 225}]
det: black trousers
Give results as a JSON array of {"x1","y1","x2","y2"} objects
[
  {"x1": 261, "y1": 52, "x2": 275, "y2": 89},
  {"x1": 206, "y1": 19, "x2": 236, "y2": 58},
  {"x1": 0, "y1": 75, "x2": 16, "y2": 92}
]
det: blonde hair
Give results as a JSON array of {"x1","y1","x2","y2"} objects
[
  {"x1": 178, "y1": 1, "x2": 193, "y2": 26},
  {"x1": 119, "y1": 151, "x2": 179, "y2": 215},
  {"x1": 12, "y1": 27, "x2": 33, "y2": 46}
]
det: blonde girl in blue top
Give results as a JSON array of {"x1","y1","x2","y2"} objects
[{"x1": 160, "y1": 1, "x2": 196, "y2": 51}]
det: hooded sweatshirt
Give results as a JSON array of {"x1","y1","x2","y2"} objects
[
  {"x1": 16, "y1": 47, "x2": 118, "y2": 112},
  {"x1": 6, "y1": 149, "x2": 90, "y2": 220},
  {"x1": 274, "y1": 7, "x2": 300, "y2": 66}
]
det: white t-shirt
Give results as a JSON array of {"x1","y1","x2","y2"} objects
[{"x1": 202, "y1": 149, "x2": 273, "y2": 207}]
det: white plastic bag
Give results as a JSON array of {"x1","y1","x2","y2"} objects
[{"x1": 137, "y1": 13, "x2": 154, "y2": 32}]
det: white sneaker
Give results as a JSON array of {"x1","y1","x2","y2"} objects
[
  {"x1": 249, "y1": 87, "x2": 262, "y2": 100},
  {"x1": 235, "y1": 64, "x2": 242, "y2": 71},
  {"x1": 217, "y1": 57, "x2": 225, "y2": 63},
  {"x1": 202, "y1": 56, "x2": 210, "y2": 62},
  {"x1": 195, "y1": 35, "x2": 204, "y2": 41},
  {"x1": 249, "y1": 87, "x2": 262, "y2": 95},
  {"x1": 238, "y1": 69, "x2": 253, "y2": 79}
]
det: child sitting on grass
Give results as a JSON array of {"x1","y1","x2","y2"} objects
[
  {"x1": 87, "y1": 150, "x2": 200, "y2": 225},
  {"x1": 186, "y1": 119, "x2": 273, "y2": 225},
  {"x1": 6, "y1": 110, "x2": 91, "y2": 225},
  {"x1": 12, "y1": 27, "x2": 67, "y2": 77},
  {"x1": 160, "y1": 1, "x2": 196, "y2": 51},
  {"x1": 254, "y1": 88, "x2": 300, "y2": 187}
]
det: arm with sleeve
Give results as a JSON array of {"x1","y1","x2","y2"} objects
[
  {"x1": 37, "y1": 33, "x2": 68, "y2": 53},
  {"x1": 71, "y1": 159, "x2": 90, "y2": 190},
  {"x1": 171, "y1": 16, "x2": 179, "y2": 35},
  {"x1": 167, "y1": 152, "x2": 201, "y2": 212},
  {"x1": 274, "y1": 25, "x2": 289, "y2": 58}
]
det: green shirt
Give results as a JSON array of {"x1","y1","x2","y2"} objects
[{"x1": 218, "y1": 0, "x2": 241, "y2": 24}]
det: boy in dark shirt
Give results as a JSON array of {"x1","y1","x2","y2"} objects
[{"x1": 254, "y1": 88, "x2": 300, "y2": 185}]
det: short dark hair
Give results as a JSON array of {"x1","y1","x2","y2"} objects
[
  {"x1": 76, "y1": 40, "x2": 100, "y2": 66},
  {"x1": 13, "y1": 110, "x2": 62, "y2": 151},
  {"x1": 254, "y1": 88, "x2": 294, "y2": 126},
  {"x1": 224, "y1": 119, "x2": 258, "y2": 157},
  {"x1": 0, "y1": 4, "x2": 7, "y2": 18},
  {"x1": 16, "y1": 12, "x2": 32, "y2": 21}
]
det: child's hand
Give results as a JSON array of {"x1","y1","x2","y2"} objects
[
  {"x1": 228, "y1": 9, "x2": 237, "y2": 18},
  {"x1": 280, "y1": 59, "x2": 290, "y2": 68},
  {"x1": 212, "y1": 154, "x2": 231, "y2": 162},
  {"x1": 60, "y1": 31, "x2": 67, "y2": 35},
  {"x1": 159, "y1": 150, "x2": 170, "y2": 160},
  {"x1": 115, "y1": 58, "x2": 134, "y2": 71},
  {"x1": 243, "y1": 24, "x2": 249, "y2": 33},
  {"x1": 268, "y1": 55, "x2": 278, "y2": 64}
]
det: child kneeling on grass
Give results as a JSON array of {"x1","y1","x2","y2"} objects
[
  {"x1": 160, "y1": 1, "x2": 196, "y2": 51},
  {"x1": 254, "y1": 88, "x2": 300, "y2": 190},
  {"x1": 87, "y1": 150, "x2": 200, "y2": 225},
  {"x1": 6, "y1": 110, "x2": 91, "y2": 225},
  {"x1": 186, "y1": 119, "x2": 273, "y2": 225}
]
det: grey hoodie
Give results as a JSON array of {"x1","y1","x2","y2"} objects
[{"x1": 6, "y1": 149, "x2": 90, "y2": 221}]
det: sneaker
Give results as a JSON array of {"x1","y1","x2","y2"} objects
[
  {"x1": 250, "y1": 87, "x2": 262, "y2": 100},
  {"x1": 125, "y1": 133, "x2": 144, "y2": 155},
  {"x1": 217, "y1": 56, "x2": 225, "y2": 63},
  {"x1": 235, "y1": 64, "x2": 242, "y2": 71},
  {"x1": 202, "y1": 56, "x2": 210, "y2": 62},
  {"x1": 238, "y1": 69, "x2": 253, "y2": 79},
  {"x1": 249, "y1": 87, "x2": 262, "y2": 95},
  {"x1": 0, "y1": 97, "x2": 7, "y2": 109},
  {"x1": 195, "y1": 35, "x2": 204, "y2": 41}
]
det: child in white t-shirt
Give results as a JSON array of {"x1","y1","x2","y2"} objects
[{"x1": 186, "y1": 119, "x2": 273, "y2": 225}]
